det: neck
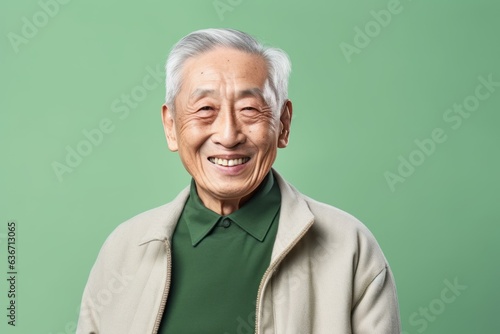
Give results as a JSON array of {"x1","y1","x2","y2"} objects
[{"x1": 196, "y1": 188, "x2": 255, "y2": 216}]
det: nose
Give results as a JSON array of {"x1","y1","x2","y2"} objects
[{"x1": 211, "y1": 106, "x2": 245, "y2": 148}]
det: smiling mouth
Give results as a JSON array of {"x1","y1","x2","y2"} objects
[{"x1": 208, "y1": 157, "x2": 250, "y2": 167}]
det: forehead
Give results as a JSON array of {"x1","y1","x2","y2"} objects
[{"x1": 180, "y1": 47, "x2": 268, "y2": 91}]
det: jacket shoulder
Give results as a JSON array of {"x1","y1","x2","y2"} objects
[
  {"x1": 274, "y1": 171, "x2": 374, "y2": 242},
  {"x1": 300, "y1": 193, "x2": 390, "y2": 272},
  {"x1": 98, "y1": 187, "x2": 190, "y2": 254},
  {"x1": 303, "y1": 195, "x2": 372, "y2": 236}
]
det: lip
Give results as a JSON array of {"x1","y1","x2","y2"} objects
[
  {"x1": 206, "y1": 155, "x2": 251, "y2": 175},
  {"x1": 207, "y1": 154, "x2": 249, "y2": 160}
]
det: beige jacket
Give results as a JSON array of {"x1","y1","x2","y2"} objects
[{"x1": 77, "y1": 170, "x2": 401, "y2": 333}]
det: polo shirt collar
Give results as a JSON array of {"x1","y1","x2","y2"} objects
[{"x1": 184, "y1": 172, "x2": 280, "y2": 246}]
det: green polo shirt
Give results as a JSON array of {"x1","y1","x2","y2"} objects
[{"x1": 159, "y1": 172, "x2": 281, "y2": 333}]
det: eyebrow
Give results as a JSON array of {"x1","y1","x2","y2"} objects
[{"x1": 189, "y1": 87, "x2": 266, "y2": 101}]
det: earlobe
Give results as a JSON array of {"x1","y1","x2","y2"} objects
[
  {"x1": 278, "y1": 100, "x2": 292, "y2": 148},
  {"x1": 161, "y1": 104, "x2": 179, "y2": 152}
]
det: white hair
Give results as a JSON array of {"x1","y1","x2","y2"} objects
[{"x1": 164, "y1": 28, "x2": 291, "y2": 114}]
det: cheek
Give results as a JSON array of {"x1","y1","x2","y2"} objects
[
  {"x1": 176, "y1": 123, "x2": 208, "y2": 149},
  {"x1": 249, "y1": 116, "x2": 279, "y2": 134},
  {"x1": 250, "y1": 123, "x2": 280, "y2": 145}
]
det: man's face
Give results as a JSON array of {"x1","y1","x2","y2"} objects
[{"x1": 162, "y1": 47, "x2": 291, "y2": 211}]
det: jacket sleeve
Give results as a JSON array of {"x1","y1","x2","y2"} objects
[
  {"x1": 75, "y1": 252, "x2": 104, "y2": 334},
  {"x1": 351, "y1": 266, "x2": 401, "y2": 334},
  {"x1": 76, "y1": 228, "x2": 119, "y2": 334},
  {"x1": 76, "y1": 283, "x2": 99, "y2": 334}
]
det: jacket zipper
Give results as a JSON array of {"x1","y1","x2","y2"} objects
[
  {"x1": 152, "y1": 240, "x2": 172, "y2": 334},
  {"x1": 254, "y1": 219, "x2": 314, "y2": 334}
]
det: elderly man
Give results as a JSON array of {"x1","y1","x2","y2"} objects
[{"x1": 77, "y1": 28, "x2": 401, "y2": 333}]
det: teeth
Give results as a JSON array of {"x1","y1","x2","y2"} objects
[{"x1": 209, "y1": 157, "x2": 249, "y2": 166}]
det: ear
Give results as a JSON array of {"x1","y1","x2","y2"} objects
[
  {"x1": 278, "y1": 100, "x2": 292, "y2": 148},
  {"x1": 161, "y1": 104, "x2": 178, "y2": 152}
]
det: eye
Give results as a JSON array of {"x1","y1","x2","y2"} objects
[
  {"x1": 198, "y1": 106, "x2": 213, "y2": 111},
  {"x1": 242, "y1": 106, "x2": 258, "y2": 111}
]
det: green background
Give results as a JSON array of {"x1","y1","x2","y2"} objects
[{"x1": 1, "y1": 0, "x2": 499, "y2": 333}]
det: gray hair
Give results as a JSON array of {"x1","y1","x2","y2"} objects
[{"x1": 164, "y1": 28, "x2": 291, "y2": 114}]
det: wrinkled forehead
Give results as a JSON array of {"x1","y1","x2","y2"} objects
[
  {"x1": 189, "y1": 87, "x2": 266, "y2": 101},
  {"x1": 180, "y1": 47, "x2": 269, "y2": 90},
  {"x1": 173, "y1": 47, "x2": 279, "y2": 112}
]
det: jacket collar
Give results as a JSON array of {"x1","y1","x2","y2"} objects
[
  {"x1": 138, "y1": 188, "x2": 190, "y2": 245},
  {"x1": 138, "y1": 169, "x2": 315, "y2": 257},
  {"x1": 270, "y1": 170, "x2": 315, "y2": 262}
]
